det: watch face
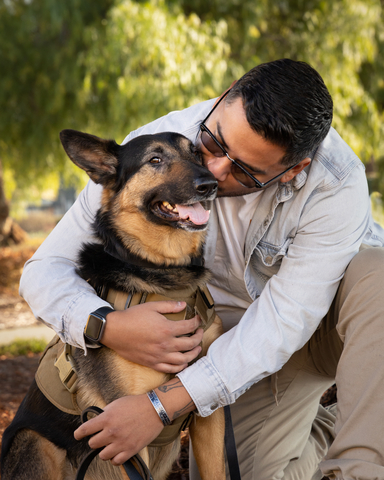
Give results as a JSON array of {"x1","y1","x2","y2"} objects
[{"x1": 86, "y1": 314, "x2": 104, "y2": 341}]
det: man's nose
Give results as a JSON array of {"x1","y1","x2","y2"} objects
[{"x1": 205, "y1": 155, "x2": 232, "y2": 181}]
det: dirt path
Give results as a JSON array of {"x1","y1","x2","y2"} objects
[{"x1": 0, "y1": 353, "x2": 41, "y2": 439}]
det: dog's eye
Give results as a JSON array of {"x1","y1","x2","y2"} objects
[
  {"x1": 192, "y1": 147, "x2": 203, "y2": 164},
  {"x1": 149, "y1": 157, "x2": 162, "y2": 164}
]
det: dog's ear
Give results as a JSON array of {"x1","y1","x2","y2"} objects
[{"x1": 60, "y1": 129, "x2": 119, "y2": 185}]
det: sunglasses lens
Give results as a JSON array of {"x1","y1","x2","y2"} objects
[
  {"x1": 200, "y1": 130, "x2": 225, "y2": 157},
  {"x1": 200, "y1": 124, "x2": 260, "y2": 188},
  {"x1": 231, "y1": 164, "x2": 258, "y2": 188}
]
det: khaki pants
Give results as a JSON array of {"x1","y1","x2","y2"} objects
[{"x1": 190, "y1": 246, "x2": 384, "y2": 480}]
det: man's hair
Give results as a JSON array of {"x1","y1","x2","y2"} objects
[{"x1": 226, "y1": 59, "x2": 333, "y2": 166}]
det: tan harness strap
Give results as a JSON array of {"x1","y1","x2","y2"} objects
[
  {"x1": 105, "y1": 285, "x2": 215, "y2": 330},
  {"x1": 35, "y1": 336, "x2": 83, "y2": 415}
]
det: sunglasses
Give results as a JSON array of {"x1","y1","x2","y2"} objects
[{"x1": 199, "y1": 90, "x2": 300, "y2": 189}]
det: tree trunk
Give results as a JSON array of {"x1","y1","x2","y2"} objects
[{"x1": 0, "y1": 159, "x2": 27, "y2": 246}]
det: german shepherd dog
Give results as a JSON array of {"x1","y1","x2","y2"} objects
[{"x1": 1, "y1": 130, "x2": 225, "y2": 480}]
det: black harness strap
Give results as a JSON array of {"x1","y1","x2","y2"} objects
[{"x1": 225, "y1": 405, "x2": 242, "y2": 480}]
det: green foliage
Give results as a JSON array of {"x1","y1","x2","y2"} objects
[
  {"x1": 0, "y1": 0, "x2": 229, "y2": 203},
  {"x1": 371, "y1": 192, "x2": 384, "y2": 229},
  {"x1": 0, "y1": 338, "x2": 47, "y2": 357},
  {"x1": 0, "y1": 0, "x2": 114, "y2": 197},
  {"x1": 78, "y1": 0, "x2": 229, "y2": 141},
  {"x1": 2, "y1": 0, "x2": 384, "y2": 202}
]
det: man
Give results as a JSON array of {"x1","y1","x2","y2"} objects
[{"x1": 20, "y1": 59, "x2": 384, "y2": 479}]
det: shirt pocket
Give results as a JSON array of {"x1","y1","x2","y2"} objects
[{"x1": 251, "y1": 235, "x2": 294, "y2": 278}]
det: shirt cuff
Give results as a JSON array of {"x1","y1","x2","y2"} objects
[
  {"x1": 62, "y1": 291, "x2": 112, "y2": 353},
  {"x1": 177, "y1": 356, "x2": 233, "y2": 417}
]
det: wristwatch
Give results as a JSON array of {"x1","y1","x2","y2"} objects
[{"x1": 84, "y1": 306, "x2": 114, "y2": 346}]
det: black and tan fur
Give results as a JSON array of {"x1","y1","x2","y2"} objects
[{"x1": 1, "y1": 130, "x2": 225, "y2": 480}]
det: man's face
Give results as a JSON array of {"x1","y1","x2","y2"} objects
[{"x1": 196, "y1": 96, "x2": 295, "y2": 197}]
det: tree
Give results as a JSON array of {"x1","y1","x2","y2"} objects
[
  {"x1": 0, "y1": 0, "x2": 229, "y2": 244},
  {"x1": 0, "y1": 0, "x2": 115, "y2": 243},
  {"x1": 75, "y1": 0, "x2": 229, "y2": 140}
]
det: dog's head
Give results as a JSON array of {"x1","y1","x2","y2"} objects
[{"x1": 60, "y1": 129, "x2": 218, "y2": 265}]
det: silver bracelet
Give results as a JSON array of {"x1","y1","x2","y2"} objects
[{"x1": 147, "y1": 390, "x2": 172, "y2": 426}]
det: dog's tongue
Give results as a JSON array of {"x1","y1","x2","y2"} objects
[{"x1": 176, "y1": 203, "x2": 210, "y2": 225}]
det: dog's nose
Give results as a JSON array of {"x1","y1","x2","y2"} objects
[{"x1": 194, "y1": 177, "x2": 218, "y2": 196}]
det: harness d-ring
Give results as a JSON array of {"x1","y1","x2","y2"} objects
[{"x1": 75, "y1": 406, "x2": 153, "y2": 480}]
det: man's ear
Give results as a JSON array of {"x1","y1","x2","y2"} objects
[
  {"x1": 60, "y1": 129, "x2": 119, "y2": 186},
  {"x1": 280, "y1": 157, "x2": 311, "y2": 183}
]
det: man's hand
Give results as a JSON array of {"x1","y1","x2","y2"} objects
[
  {"x1": 74, "y1": 395, "x2": 164, "y2": 465},
  {"x1": 101, "y1": 301, "x2": 204, "y2": 373},
  {"x1": 74, "y1": 379, "x2": 195, "y2": 466}
]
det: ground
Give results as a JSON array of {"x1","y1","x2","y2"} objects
[{"x1": 0, "y1": 242, "x2": 335, "y2": 479}]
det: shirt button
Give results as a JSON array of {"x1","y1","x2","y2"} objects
[
  {"x1": 265, "y1": 256, "x2": 273, "y2": 263},
  {"x1": 210, "y1": 404, "x2": 218, "y2": 410}
]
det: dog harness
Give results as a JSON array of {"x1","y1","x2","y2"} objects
[{"x1": 35, "y1": 285, "x2": 216, "y2": 447}]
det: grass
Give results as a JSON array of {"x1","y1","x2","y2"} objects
[{"x1": 0, "y1": 338, "x2": 47, "y2": 357}]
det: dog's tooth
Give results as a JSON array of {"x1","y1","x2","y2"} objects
[
  {"x1": 162, "y1": 201, "x2": 178, "y2": 212},
  {"x1": 164, "y1": 202, "x2": 173, "y2": 211}
]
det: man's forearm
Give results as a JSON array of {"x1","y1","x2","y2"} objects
[{"x1": 155, "y1": 378, "x2": 196, "y2": 421}]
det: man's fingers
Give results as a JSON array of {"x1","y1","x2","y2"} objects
[
  {"x1": 74, "y1": 416, "x2": 103, "y2": 441},
  {"x1": 111, "y1": 451, "x2": 134, "y2": 466},
  {"x1": 174, "y1": 328, "x2": 204, "y2": 350},
  {"x1": 154, "y1": 362, "x2": 188, "y2": 374},
  {"x1": 173, "y1": 316, "x2": 202, "y2": 336},
  {"x1": 172, "y1": 346, "x2": 202, "y2": 365},
  {"x1": 152, "y1": 300, "x2": 187, "y2": 314},
  {"x1": 98, "y1": 443, "x2": 123, "y2": 462},
  {"x1": 153, "y1": 344, "x2": 203, "y2": 373}
]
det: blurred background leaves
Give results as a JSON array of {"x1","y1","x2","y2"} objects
[{"x1": 1, "y1": 0, "x2": 384, "y2": 232}]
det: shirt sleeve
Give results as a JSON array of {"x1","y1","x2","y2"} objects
[
  {"x1": 19, "y1": 180, "x2": 109, "y2": 349},
  {"x1": 19, "y1": 100, "x2": 214, "y2": 349},
  {"x1": 178, "y1": 163, "x2": 372, "y2": 416}
]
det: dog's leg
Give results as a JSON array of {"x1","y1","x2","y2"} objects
[
  {"x1": 1, "y1": 429, "x2": 70, "y2": 480},
  {"x1": 147, "y1": 439, "x2": 181, "y2": 480},
  {"x1": 188, "y1": 314, "x2": 225, "y2": 479},
  {"x1": 189, "y1": 408, "x2": 226, "y2": 480}
]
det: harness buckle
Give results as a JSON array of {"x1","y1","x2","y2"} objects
[
  {"x1": 54, "y1": 343, "x2": 79, "y2": 393},
  {"x1": 195, "y1": 286, "x2": 215, "y2": 328}
]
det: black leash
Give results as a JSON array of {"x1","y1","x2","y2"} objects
[
  {"x1": 225, "y1": 405, "x2": 242, "y2": 480},
  {"x1": 76, "y1": 405, "x2": 241, "y2": 480},
  {"x1": 75, "y1": 406, "x2": 153, "y2": 480}
]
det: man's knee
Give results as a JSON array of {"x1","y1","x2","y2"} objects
[
  {"x1": 335, "y1": 246, "x2": 384, "y2": 340},
  {"x1": 343, "y1": 246, "x2": 384, "y2": 290}
]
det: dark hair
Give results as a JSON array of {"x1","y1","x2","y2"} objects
[{"x1": 226, "y1": 59, "x2": 333, "y2": 166}]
